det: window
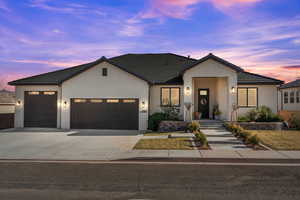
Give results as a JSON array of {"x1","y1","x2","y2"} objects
[
  {"x1": 107, "y1": 99, "x2": 119, "y2": 103},
  {"x1": 28, "y1": 91, "x2": 39, "y2": 95},
  {"x1": 102, "y1": 68, "x2": 107, "y2": 76},
  {"x1": 237, "y1": 88, "x2": 257, "y2": 107},
  {"x1": 284, "y1": 92, "x2": 288, "y2": 104},
  {"x1": 44, "y1": 91, "x2": 55, "y2": 95},
  {"x1": 123, "y1": 99, "x2": 136, "y2": 103},
  {"x1": 290, "y1": 91, "x2": 295, "y2": 103},
  {"x1": 74, "y1": 99, "x2": 86, "y2": 103},
  {"x1": 90, "y1": 99, "x2": 103, "y2": 103},
  {"x1": 297, "y1": 91, "x2": 300, "y2": 103},
  {"x1": 161, "y1": 87, "x2": 180, "y2": 106}
]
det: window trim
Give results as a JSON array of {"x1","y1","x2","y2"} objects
[
  {"x1": 284, "y1": 91, "x2": 289, "y2": 104},
  {"x1": 296, "y1": 90, "x2": 300, "y2": 103},
  {"x1": 290, "y1": 91, "x2": 295, "y2": 104},
  {"x1": 237, "y1": 87, "x2": 258, "y2": 108},
  {"x1": 102, "y1": 68, "x2": 107, "y2": 76},
  {"x1": 160, "y1": 87, "x2": 181, "y2": 107}
]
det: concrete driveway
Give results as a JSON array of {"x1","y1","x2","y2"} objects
[{"x1": 0, "y1": 128, "x2": 142, "y2": 160}]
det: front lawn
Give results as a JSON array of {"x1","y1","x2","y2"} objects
[
  {"x1": 143, "y1": 132, "x2": 184, "y2": 136},
  {"x1": 134, "y1": 137, "x2": 193, "y2": 150},
  {"x1": 249, "y1": 130, "x2": 300, "y2": 150}
]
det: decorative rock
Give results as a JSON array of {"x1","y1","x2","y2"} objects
[{"x1": 158, "y1": 121, "x2": 188, "y2": 132}]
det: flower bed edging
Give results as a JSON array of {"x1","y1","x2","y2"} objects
[{"x1": 237, "y1": 122, "x2": 283, "y2": 130}]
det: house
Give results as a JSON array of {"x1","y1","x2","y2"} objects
[
  {"x1": 0, "y1": 89, "x2": 15, "y2": 129},
  {"x1": 9, "y1": 53, "x2": 283, "y2": 130},
  {"x1": 0, "y1": 89, "x2": 15, "y2": 114},
  {"x1": 279, "y1": 78, "x2": 300, "y2": 111}
]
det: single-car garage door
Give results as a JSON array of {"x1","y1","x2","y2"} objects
[
  {"x1": 24, "y1": 91, "x2": 57, "y2": 128},
  {"x1": 70, "y1": 98, "x2": 139, "y2": 130}
]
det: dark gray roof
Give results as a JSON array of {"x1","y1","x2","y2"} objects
[
  {"x1": 237, "y1": 71, "x2": 283, "y2": 85},
  {"x1": 9, "y1": 53, "x2": 283, "y2": 86},
  {"x1": 279, "y1": 79, "x2": 300, "y2": 89}
]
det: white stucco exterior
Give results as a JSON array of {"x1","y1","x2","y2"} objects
[
  {"x1": 14, "y1": 85, "x2": 61, "y2": 128},
  {"x1": 149, "y1": 85, "x2": 184, "y2": 119},
  {"x1": 60, "y1": 61, "x2": 149, "y2": 130},
  {"x1": 237, "y1": 84, "x2": 279, "y2": 116},
  {"x1": 183, "y1": 59, "x2": 237, "y2": 121}
]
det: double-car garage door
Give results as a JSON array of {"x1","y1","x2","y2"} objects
[
  {"x1": 24, "y1": 91, "x2": 139, "y2": 130},
  {"x1": 70, "y1": 98, "x2": 139, "y2": 130}
]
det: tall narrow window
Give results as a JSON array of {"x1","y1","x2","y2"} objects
[
  {"x1": 296, "y1": 91, "x2": 300, "y2": 103},
  {"x1": 237, "y1": 88, "x2": 257, "y2": 107},
  {"x1": 161, "y1": 87, "x2": 180, "y2": 106},
  {"x1": 290, "y1": 91, "x2": 295, "y2": 103},
  {"x1": 102, "y1": 68, "x2": 107, "y2": 76},
  {"x1": 284, "y1": 92, "x2": 288, "y2": 104}
]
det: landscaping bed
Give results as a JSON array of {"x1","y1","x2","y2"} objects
[
  {"x1": 134, "y1": 137, "x2": 194, "y2": 150},
  {"x1": 248, "y1": 130, "x2": 300, "y2": 150}
]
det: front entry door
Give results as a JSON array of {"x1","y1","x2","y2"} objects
[{"x1": 198, "y1": 89, "x2": 209, "y2": 119}]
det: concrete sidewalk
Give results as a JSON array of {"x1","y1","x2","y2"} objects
[{"x1": 121, "y1": 149, "x2": 300, "y2": 160}]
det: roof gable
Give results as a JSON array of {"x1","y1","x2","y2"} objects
[
  {"x1": 279, "y1": 79, "x2": 300, "y2": 89},
  {"x1": 181, "y1": 53, "x2": 244, "y2": 74}
]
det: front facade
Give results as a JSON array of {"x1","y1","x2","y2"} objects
[{"x1": 9, "y1": 53, "x2": 283, "y2": 130}]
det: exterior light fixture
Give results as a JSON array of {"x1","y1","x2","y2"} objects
[
  {"x1": 141, "y1": 101, "x2": 147, "y2": 112},
  {"x1": 63, "y1": 101, "x2": 68, "y2": 108},
  {"x1": 231, "y1": 87, "x2": 236, "y2": 93},
  {"x1": 16, "y1": 100, "x2": 21, "y2": 106},
  {"x1": 185, "y1": 87, "x2": 191, "y2": 96}
]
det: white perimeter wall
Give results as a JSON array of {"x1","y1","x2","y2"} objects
[{"x1": 61, "y1": 61, "x2": 149, "y2": 130}]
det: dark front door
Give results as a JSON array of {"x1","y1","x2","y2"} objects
[
  {"x1": 70, "y1": 98, "x2": 139, "y2": 130},
  {"x1": 198, "y1": 89, "x2": 209, "y2": 119},
  {"x1": 24, "y1": 91, "x2": 57, "y2": 128}
]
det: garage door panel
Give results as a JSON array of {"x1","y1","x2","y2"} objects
[
  {"x1": 70, "y1": 99, "x2": 139, "y2": 130},
  {"x1": 24, "y1": 91, "x2": 57, "y2": 128}
]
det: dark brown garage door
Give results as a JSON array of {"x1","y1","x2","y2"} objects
[
  {"x1": 70, "y1": 98, "x2": 139, "y2": 130},
  {"x1": 24, "y1": 91, "x2": 57, "y2": 128}
]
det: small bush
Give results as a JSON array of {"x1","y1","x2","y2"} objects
[
  {"x1": 238, "y1": 106, "x2": 283, "y2": 122},
  {"x1": 195, "y1": 131, "x2": 208, "y2": 146},
  {"x1": 289, "y1": 114, "x2": 300, "y2": 130},
  {"x1": 188, "y1": 121, "x2": 200, "y2": 133},
  {"x1": 247, "y1": 135, "x2": 260, "y2": 145},
  {"x1": 148, "y1": 112, "x2": 168, "y2": 131},
  {"x1": 238, "y1": 116, "x2": 250, "y2": 122}
]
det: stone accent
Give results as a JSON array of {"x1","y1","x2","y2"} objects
[
  {"x1": 158, "y1": 121, "x2": 188, "y2": 132},
  {"x1": 237, "y1": 122, "x2": 283, "y2": 130}
]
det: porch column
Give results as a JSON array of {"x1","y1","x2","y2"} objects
[
  {"x1": 183, "y1": 77, "x2": 193, "y2": 122},
  {"x1": 228, "y1": 76, "x2": 238, "y2": 121}
]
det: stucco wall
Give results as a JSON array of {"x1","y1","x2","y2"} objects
[
  {"x1": 0, "y1": 105, "x2": 15, "y2": 114},
  {"x1": 183, "y1": 59, "x2": 237, "y2": 121},
  {"x1": 237, "y1": 84, "x2": 279, "y2": 117},
  {"x1": 14, "y1": 85, "x2": 61, "y2": 128},
  {"x1": 149, "y1": 85, "x2": 184, "y2": 119},
  {"x1": 61, "y1": 61, "x2": 149, "y2": 130},
  {"x1": 279, "y1": 87, "x2": 300, "y2": 111}
]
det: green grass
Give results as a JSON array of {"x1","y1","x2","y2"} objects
[
  {"x1": 249, "y1": 130, "x2": 300, "y2": 150},
  {"x1": 134, "y1": 137, "x2": 193, "y2": 150},
  {"x1": 143, "y1": 132, "x2": 185, "y2": 136}
]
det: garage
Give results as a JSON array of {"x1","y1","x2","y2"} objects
[
  {"x1": 70, "y1": 98, "x2": 139, "y2": 130},
  {"x1": 24, "y1": 91, "x2": 57, "y2": 128}
]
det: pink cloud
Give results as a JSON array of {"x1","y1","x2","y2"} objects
[{"x1": 141, "y1": 0, "x2": 264, "y2": 19}]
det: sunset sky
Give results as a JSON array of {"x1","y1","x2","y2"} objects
[{"x1": 1, "y1": 0, "x2": 300, "y2": 90}]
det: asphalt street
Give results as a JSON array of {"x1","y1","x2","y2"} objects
[{"x1": 0, "y1": 162, "x2": 300, "y2": 200}]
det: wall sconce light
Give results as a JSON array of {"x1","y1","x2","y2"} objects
[
  {"x1": 63, "y1": 101, "x2": 68, "y2": 108},
  {"x1": 141, "y1": 101, "x2": 147, "y2": 112},
  {"x1": 231, "y1": 87, "x2": 236, "y2": 93},
  {"x1": 185, "y1": 87, "x2": 191, "y2": 96},
  {"x1": 16, "y1": 100, "x2": 21, "y2": 106}
]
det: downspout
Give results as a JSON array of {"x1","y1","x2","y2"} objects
[
  {"x1": 148, "y1": 82, "x2": 151, "y2": 130},
  {"x1": 59, "y1": 84, "x2": 62, "y2": 129}
]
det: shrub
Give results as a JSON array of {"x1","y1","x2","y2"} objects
[
  {"x1": 161, "y1": 107, "x2": 180, "y2": 120},
  {"x1": 148, "y1": 112, "x2": 168, "y2": 131},
  {"x1": 239, "y1": 106, "x2": 283, "y2": 123},
  {"x1": 247, "y1": 135, "x2": 260, "y2": 145},
  {"x1": 289, "y1": 114, "x2": 300, "y2": 130},
  {"x1": 195, "y1": 131, "x2": 208, "y2": 146},
  {"x1": 188, "y1": 121, "x2": 200, "y2": 133}
]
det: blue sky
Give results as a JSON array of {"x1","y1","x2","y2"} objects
[{"x1": 0, "y1": 0, "x2": 300, "y2": 89}]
